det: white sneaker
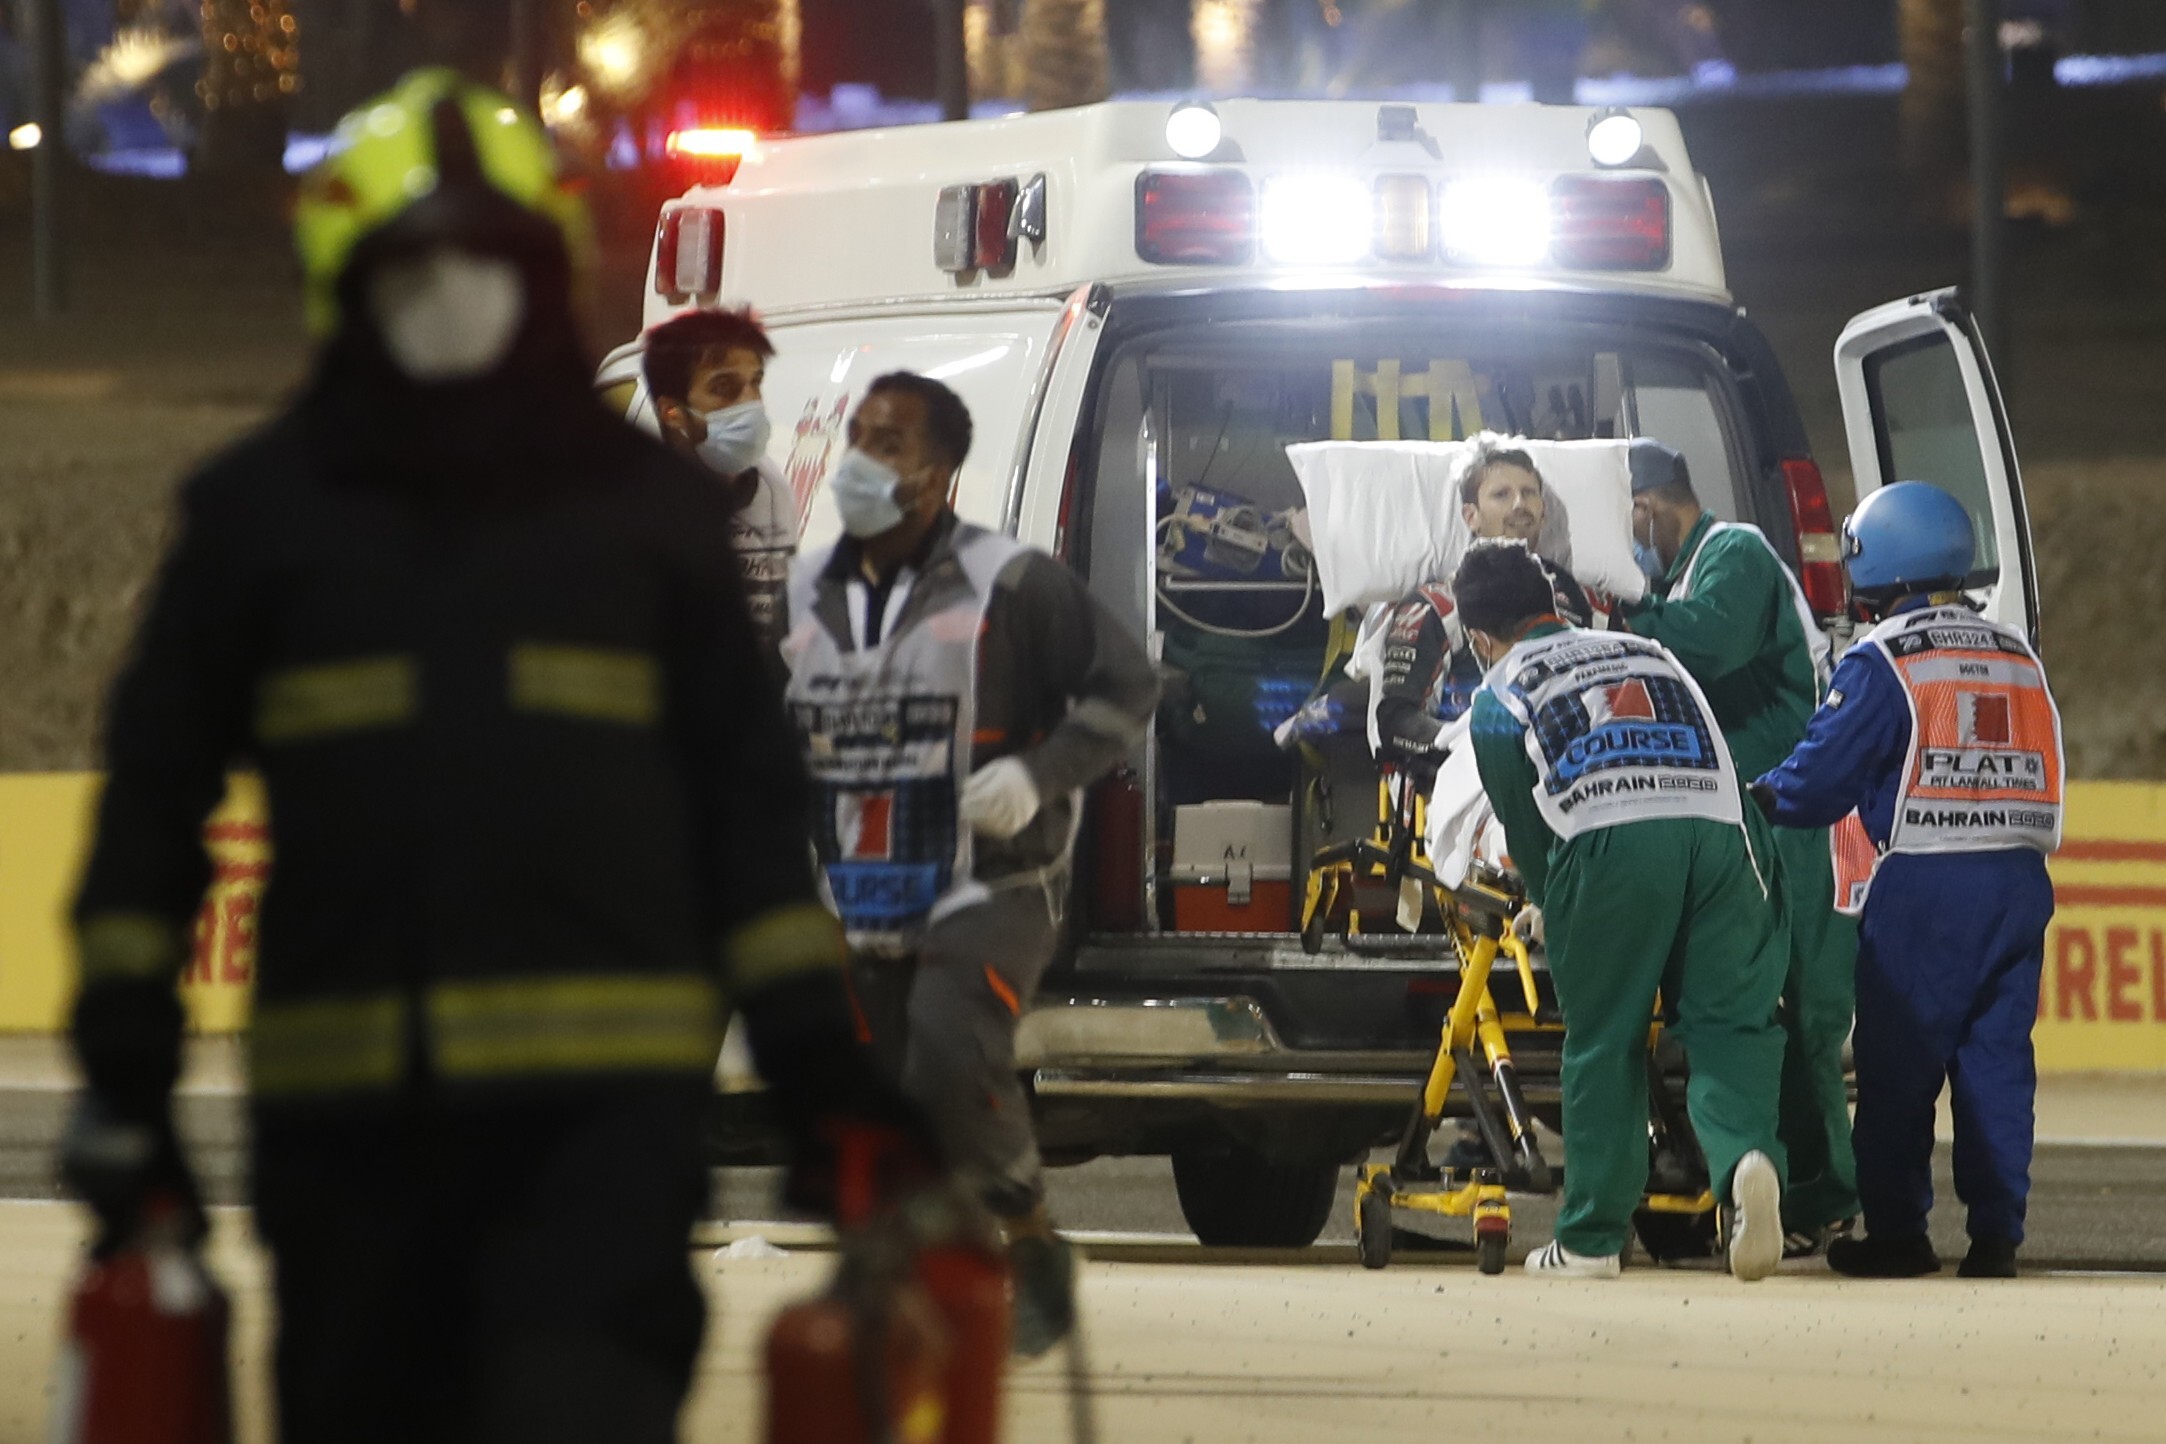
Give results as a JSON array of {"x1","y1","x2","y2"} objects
[
  {"x1": 1727, "y1": 1150, "x2": 1783, "y2": 1282},
  {"x1": 1523, "y1": 1239, "x2": 1622, "y2": 1278}
]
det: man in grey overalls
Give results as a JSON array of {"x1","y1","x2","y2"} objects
[{"x1": 783, "y1": 372, "x2": 1159, "y2": 1356}]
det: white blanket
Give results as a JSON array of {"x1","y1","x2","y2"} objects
[{"x1": 1284, "y1": 438, "x2": 1648, "y2": 616}]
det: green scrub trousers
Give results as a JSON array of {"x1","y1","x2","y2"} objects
[
  {"x1": 1544, "y1": 814, "x2": 1790, "y2": 1258},
  {"x1": 1772, "y1": 823, "x2": 1861, "y2": 1232}
]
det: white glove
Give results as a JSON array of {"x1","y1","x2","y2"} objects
[
  {"x1": 960, "y1": 757, "x2": 1042, "y2": 840},
  {"x1": 1512, "y1": 904, "x2": 1545, "y2": 948}
]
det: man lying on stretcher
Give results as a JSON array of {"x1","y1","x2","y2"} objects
[{"x1": 1275, "y1": 434, "x2": 1598, "y2": 768}]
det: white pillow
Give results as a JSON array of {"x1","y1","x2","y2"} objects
[{"x1": 1284, "y1": 437, "x2": 1646, "y2": 614}]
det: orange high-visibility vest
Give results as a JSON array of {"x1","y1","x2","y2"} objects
[{"x1": 1867, "y1": 603, "x2": 2064, "y2": 862}]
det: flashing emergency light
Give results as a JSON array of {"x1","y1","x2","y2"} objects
[
  {"x1": 1260, "y1": 175, "x2": 1370, "y2": 264},
  {"x1": 1373, "y1": 174, "x2": 1434, "y2": 260},
  {"x1": 653, "y1": 206, "x2": 724, "y2": 298},
  {"x1": 1440, "y1": 177, "x2": 1551, "y2": 267},
  {"x1": 666, "y1": 127, "x2": 756, "y2": 160},
  {"x1": 1550, "y1": 175, "x2": 1670, "y2": 269},
  {"x1": 1165, "y1": 102, "x2": 1223, "y2": 161},
  {"x1": 1131, "y1": 167, "x2": 1671, "y2": 272},
  {"x1": 1136, "y1": 171, "x2": 1254, "y2": 265},
  {"x1": 1585, "y1": 108, "x2": 1644, "y2": 168}
]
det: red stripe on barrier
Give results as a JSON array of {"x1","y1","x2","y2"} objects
[
  {"x1": 2058, "y1": 839, "x2": 2166, "y2": 864},
  {"x1": 2055, "y1": 885, "x2": 2166, "y2": 909}
]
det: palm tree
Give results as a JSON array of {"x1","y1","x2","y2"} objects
[
  {"x1": 1021, "y1": 0, "x2": 1110, "y2": 111},
  {"x1": 1899, "y1": 0, "x2": 1966, "y2": 175}
]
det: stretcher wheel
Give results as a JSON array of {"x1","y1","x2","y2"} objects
[
  {"x1": 1631, "y1": 1207, "x2": 1718, "y2": 1265},
  {"x1": 1357, "y1": 1191, "x2": 1393, "y2": 1270},
  {"x1": 1477, "y1": 1230, "x2": 1508, "y2": 1276}
]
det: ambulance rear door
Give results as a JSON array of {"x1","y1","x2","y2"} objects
[{"x1": 1833, "y1": 288, "x2": 2040, "y2": 641}]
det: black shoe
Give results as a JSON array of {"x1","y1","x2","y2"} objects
[
  {"x1": 1783, "y1": 1215, "x2": 1856, "y2": 1260},
  {"x1": 1827, "y1": 1232, "x2": 1941, "y2": 1278},
  {"x1": 1008, "y1": 1233, "x2": 1078, "y2": 1359},
  {"x1": 1959, "y1": 1236, "x2": 2018, "y2": 1278},
  {"x1": 1439, "y1": 1131, "x2": 1491, "y2": 1176}
]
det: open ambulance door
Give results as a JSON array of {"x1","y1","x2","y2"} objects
[{"x1": 1833, "y1": 288, "x2": 2040, "y2": 643}]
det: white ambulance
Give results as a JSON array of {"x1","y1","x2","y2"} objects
[{"x1": 601, "y1": 99, "x2": 2037, "y2": 1247}]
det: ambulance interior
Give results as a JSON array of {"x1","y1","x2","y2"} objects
[{"x1": 1074, "y1": 320, "x2": 1757, "y2": 939}]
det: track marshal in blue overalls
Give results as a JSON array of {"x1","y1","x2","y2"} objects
[{"x1": 1753, "y1": 482, "x2": 2063, "y2": 1279}]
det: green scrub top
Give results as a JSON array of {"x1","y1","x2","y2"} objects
[{"x1": 1622, "y1": 513, "x2": 1821, "y2": 781}]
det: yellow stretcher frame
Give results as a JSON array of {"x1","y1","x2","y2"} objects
[{"x1": 1300, "y1": 783, "x2": 1721, "y2": 1273}]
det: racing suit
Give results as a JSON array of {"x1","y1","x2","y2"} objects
[
  {"x1": 1371, "y1": 557, "x2": 1594, "y2": 760},
  {"x1": 1622, "y1": 511, "x2": 1860, "y2": 1234},
  {"x1": 1470, "y1": 621, "x2": 1788, "y2": 1257},
  {"x1": 785, "y1": 510, "x2": 1159, "y2": 1217},
  {"x1": 1278, "y1": 553, "x2": 1593, "y2": 762},
  {"x1": 1756, "y1": 598, "x2": 2062, "y2": 1247}
]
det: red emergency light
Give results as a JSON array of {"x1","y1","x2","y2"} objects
[
  {"x1": 666, "y1": 126, "x2": 756, "y2": 160},
  {"x1": 1548, "y1": 175, "x2": 1670, "y2": 271},
  {"x1": 1135, "y1": 170, "x2": 1254, "y2": 266},
  {"x1": 1782, "y1": 458, "x2": 1849, "y2": 617}
]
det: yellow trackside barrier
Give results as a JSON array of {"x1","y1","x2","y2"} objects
[
  {"x1": 0, "y1": 773, "x2": 260, "y2": 1034},
  {"x1": 2035, "y1": 782, "x2": 2166, "y2": 1071},
  {"x1": 7, "y1": 773, "x2": 2166, "y2": 1066}
]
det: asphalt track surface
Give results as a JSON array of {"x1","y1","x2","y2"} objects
[
  {"x1": 0, "y1": 1089, "x2": 2162, "y2": 1271},
  {"x1": 4, "y1": 1088, "x2": 2165, "y2": 1443}
]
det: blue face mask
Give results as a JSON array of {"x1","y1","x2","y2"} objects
[
  {"x1": 829, "y1": 448, "x2": 907, "y2": 538},
  {"x1": 1634, "y1": 540, "x2": 1664, "y2": 581},
  {"x1": 693, "y1": 401, "x2": 772, "y2": 478}
]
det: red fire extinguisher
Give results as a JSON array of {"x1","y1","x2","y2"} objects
[
  {"x1": 50, "y1": 1202, "x2": 233, "y2": 1444},
  {"x1": 765, "y1": 1126, "x2": 1013, "y2": 1444}
]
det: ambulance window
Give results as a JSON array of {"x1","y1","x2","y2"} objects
[
  {"x1": 1624, "y1": 352, "x2": 1743, "y2": 523},
  {"x1": 1862, "y1": 333, "x2": 2002, "y2": 586}
]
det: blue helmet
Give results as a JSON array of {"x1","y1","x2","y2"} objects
[{"x1": 1841, "y1": 481, "x2": 1976, "y2": 596}]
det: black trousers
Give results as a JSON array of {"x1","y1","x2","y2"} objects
[{"x1": 250, "y1": 1084, "x2": 710, "y2": 1444}]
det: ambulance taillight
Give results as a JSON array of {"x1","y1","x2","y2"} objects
[
  {"x1": 1549, "y1": 176, "x2": 1670, "y2": 270},
  {"x1": 653, "y1": 207, "x2": 724, "y2": 300},
  {"x1": 1135, "y1": 171, "x2": 1254, "y2": 266},
  {"x1": 1782, "y1": 458, "x2": 1849, "y2": 617}
]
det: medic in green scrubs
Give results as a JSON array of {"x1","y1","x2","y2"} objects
[
  {"x1": 1618, "y1": 439, "x2": 1860, "y2": 1252},
  {"x1": 1456, "y1": 541, "x2": 1788, "y2": 1281}
]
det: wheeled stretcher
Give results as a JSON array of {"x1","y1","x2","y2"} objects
[{"x1": 1302, "y1": 784, "x2": 1721, "y2": 1272}]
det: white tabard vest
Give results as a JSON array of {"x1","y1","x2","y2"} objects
[
  {"x1": 732, "y1": 458, "x2": 798, "y2": 656},
  {"x1": 1490, "y1": 628, "x2": 1746, "y2": 843},
  {"x1": 1670, "y1": 520, "x2": 1833, "y2": 690},
  {"x1": 782, "y1": 524, "x2": 1027, "y2": 955},
  {"x1": 1865, "y1": 604, "x2": 2064, "y2": 859}
]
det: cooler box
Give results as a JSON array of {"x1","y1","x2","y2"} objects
[{"x1": 1172, "y1": 802, "x2": 1293, "y2": 932}]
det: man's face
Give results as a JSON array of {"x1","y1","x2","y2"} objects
[
  {"x1": 657, "y1": 344, "x2": 764, "y2": 449},
  {"x1": 846, "y1": 389, "x2": 950, "y2": 527},
  {"x1": 1631, "y1": 493, "x2": 1691, "y2": 569},
  {"x1": 1464, "y1": 463, "x2": 1545, "y2": 541}
]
